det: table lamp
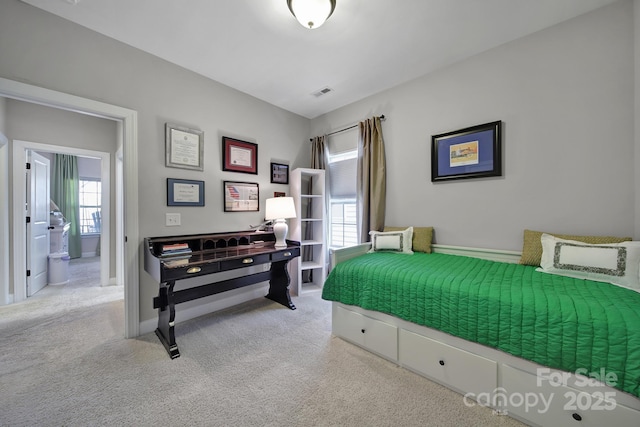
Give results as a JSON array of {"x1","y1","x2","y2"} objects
[{"x1": 265, "y1": 197, "x2": 297, "y2": 248}]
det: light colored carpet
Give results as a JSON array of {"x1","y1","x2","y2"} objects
[
  {"x1": 0, "y1": 266, "x2": 525, "y2": 427},
  {"x1": 0, "y1": 256, "x2": 122, "y2": 323}
]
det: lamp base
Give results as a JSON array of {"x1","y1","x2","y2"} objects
[{"x1": 273, "y1": 219, "x2": 288, "y2": 248}]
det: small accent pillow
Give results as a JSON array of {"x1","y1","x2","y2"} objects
[
  {"x1": 369, "y1": 227, "x2": 414, "y2": 255},
  {"x1": 519, "y1": 229, "x2": 632, "y2": 266},
  {"x1": 384, "y1": 226, "x2": 433, "y2": 253},
  {"x1": 537, "y1": 233, "x2": 640, "y2": 291}
]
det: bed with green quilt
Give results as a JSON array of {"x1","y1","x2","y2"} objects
[{"x1": 322, "y1": 250, "x2": 640, "y2": 400}]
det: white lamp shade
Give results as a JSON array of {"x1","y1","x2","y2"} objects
[
  {"x1": 287, "y1": 0, "x2": 336, "y2": 29},
  {"x1": 265, "y1": 197, "x2": 297, "y2": 220}
]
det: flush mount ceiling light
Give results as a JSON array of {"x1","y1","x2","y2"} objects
[{"x1": 287, "y1": 0, "x2": 336, "y2": 29}]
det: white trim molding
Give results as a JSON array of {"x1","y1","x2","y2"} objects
[
  {"x1": 0, "y1": 77, "x2": 140, "y2": 339},
  {"x1": 431, "y1": 244, "x2": 521, "y2": 264}
]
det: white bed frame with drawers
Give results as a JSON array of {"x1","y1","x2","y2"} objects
[{"x1": 329, "y1": 243, "x2": 640, "y2": 427}]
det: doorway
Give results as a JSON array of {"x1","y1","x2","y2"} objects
[
  {"x1": 0, "y1": 77, "x2": 139, "y2": 338},
  {"x1": 29, "y1": 148, "x2": 107, "y2": 297},
  {"x1": 13, "y1": 141, "x2": 112, "y2": 300}
]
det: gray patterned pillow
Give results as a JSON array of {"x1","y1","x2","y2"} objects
[
  {"x1": 537, "y1": 233, "x2": 640, "y2": 291},
  {"x1": 369, "y1": 227, "x2": 414, "y2": 255},
  {"x1": 519, "y1": 229, "x2": 631, "y2": 266}
]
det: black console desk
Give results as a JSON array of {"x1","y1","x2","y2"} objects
[{"x1": 144, "y1": 230, "x2": 300, "y2": 359}]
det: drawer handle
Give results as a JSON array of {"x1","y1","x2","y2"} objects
[
  {"x1": 284, "y1": 251, "x2": 292, "y2": 257},
  {"x1": 571, "y1": 413, "x2": 582, "y2": 421},
  {"x1": 242, "y1": 258, "x2": 254, "y2": 264},
  {"x1": 439, "y1": 360, "x2": 445, "y2": 366},
  {"x1": 361, "y1": 329, "x2": 366, "y2": 334},
  {"x1": 186, "y1": 267, "x2": 201, "y2": 274}
]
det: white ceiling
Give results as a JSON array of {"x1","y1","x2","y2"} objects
[{"x1": 21, "y1": 0, "x2": 619, "y2": 119}]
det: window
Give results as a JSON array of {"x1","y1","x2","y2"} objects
[
  {"x1": 328, "y1": 150, "x2": 358, "y2": 248},
  {"x1": 79, "y1": 178, "x2": 101, "y2": 235},
  {"x1": 330, "y1": 201, "x2": 357, "y2": 248}
]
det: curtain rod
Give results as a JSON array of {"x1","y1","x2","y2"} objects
[{"x1": 309, "y1": 114, "x2": 385, "y2": 141}]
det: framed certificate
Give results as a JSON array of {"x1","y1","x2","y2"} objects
[
  {"x1": 165, "y1": 123, "x2": 204, "y2": 171},
  {"x1": 222, "y1": 136, "x2": 258, "y2": 174},
  {"x1": 223, "y1": 181, "x2": 259, "y2": 212},
  {"x1": 270, "y1": 162, "x2": 289, "y2": 184},
  {"x1": 167, "y1": 178, "x2": 205, "y2": 206}
]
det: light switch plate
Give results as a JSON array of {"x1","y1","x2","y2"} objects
[{"x1": 166, "y1": 213, "x2": 181, "y2": 226}]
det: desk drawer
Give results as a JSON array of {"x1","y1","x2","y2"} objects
[
  {"x1": 220, "y1": 253, "x2": 271, "y2": 270},
  {"x1": 161, "y1": 261, "x2": 220, "y2": 281},
  {"x1": 271, "y1": 247, "x2": 300, "y2": 261}
]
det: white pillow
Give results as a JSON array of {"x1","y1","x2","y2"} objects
[
  {"x1": 537, "y1": 233, "x2": 640, "y2": 291},
  {"x1": 369, "y1": 227, "x2": 414, "y2": 255}
]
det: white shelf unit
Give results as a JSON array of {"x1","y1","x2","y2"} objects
[{"x1": 289, "y1": 168, "x2": 326, "y2": 296}]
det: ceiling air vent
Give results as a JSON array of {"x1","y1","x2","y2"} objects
[{"x1": 312, "y1": 87, "x2": 333, "y2": 98}]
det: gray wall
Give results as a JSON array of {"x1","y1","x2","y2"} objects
[
  {"x1": 7, "y1": 100, "x2": 117, "y2": 153},
  {"x1": 0, "y1": 0, "x2": 310, "y2": 322},
  {"x1": 311, "y1": 0, "x2": 637, "y2": 251}
]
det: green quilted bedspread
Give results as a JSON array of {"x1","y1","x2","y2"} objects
[{"x1": 322, "y1": 252, "x2": 640, "y2": 398}]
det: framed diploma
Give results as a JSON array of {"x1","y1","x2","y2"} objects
[
  {"x1": 167, "y1": 178, "x2": 205, "y2": 206},
  {"x1": 165, "y1": 123, "x2": 204, "y2": 171},
  {"x1": 222, "y1": 136, "x2": 258, "y2": 174}
]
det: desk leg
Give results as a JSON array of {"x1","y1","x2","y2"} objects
[
  {"x1": 155, "y1": 280, "x2": 180, "y2": 359},
  {"x1": 265, "y1": 259, "x2": 296, "y2": 310}
]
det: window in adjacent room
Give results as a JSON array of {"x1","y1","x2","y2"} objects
[
  {"x1": 328, "y1": 149, "x2": 357, "y2": 248},
  {"x1": 79, "y1": 178, "x2": 102, "y2": 235}
]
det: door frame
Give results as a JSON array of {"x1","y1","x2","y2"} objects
[
  {"x1": 0, "y1": 77, "x2": 139, "y2": 339},
  {"x1": 15, "y1": 141, "x2": 111, "y2": 296}
]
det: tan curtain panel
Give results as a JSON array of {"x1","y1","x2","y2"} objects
[
  {"x1": 357, "y1": 116, "x2": 386, "y2": 243},
  {"x1": 310, "y1": 135, "x2": 326, "y2": 169}
]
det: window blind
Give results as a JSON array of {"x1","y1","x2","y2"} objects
[{"x1": 329, "y1": 157, "x2": 356, "y2": 198}]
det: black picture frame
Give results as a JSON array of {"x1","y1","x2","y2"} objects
[
  {"x1": 222, "y1": 136, "x2": 258, "y2": 174},
  {"x1": 167, "y1": 178, "x2": 205, "y2": 206},
  {"x1": 223, "y1": 181, "x2": 259, "y2": 212},
  {"x1": 270, "y1": 162, "x2": 289, "y2": 184},
  {"x1": 165, "y1": 123, "x2": 204, "y2": 171},
  {"x1": 431, "y1": 121, "x2": 502, "y2": 182}
]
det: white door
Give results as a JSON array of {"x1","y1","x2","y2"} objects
[{"x1": 26, "y1": 150, "x2": 50, "y2": 296}]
